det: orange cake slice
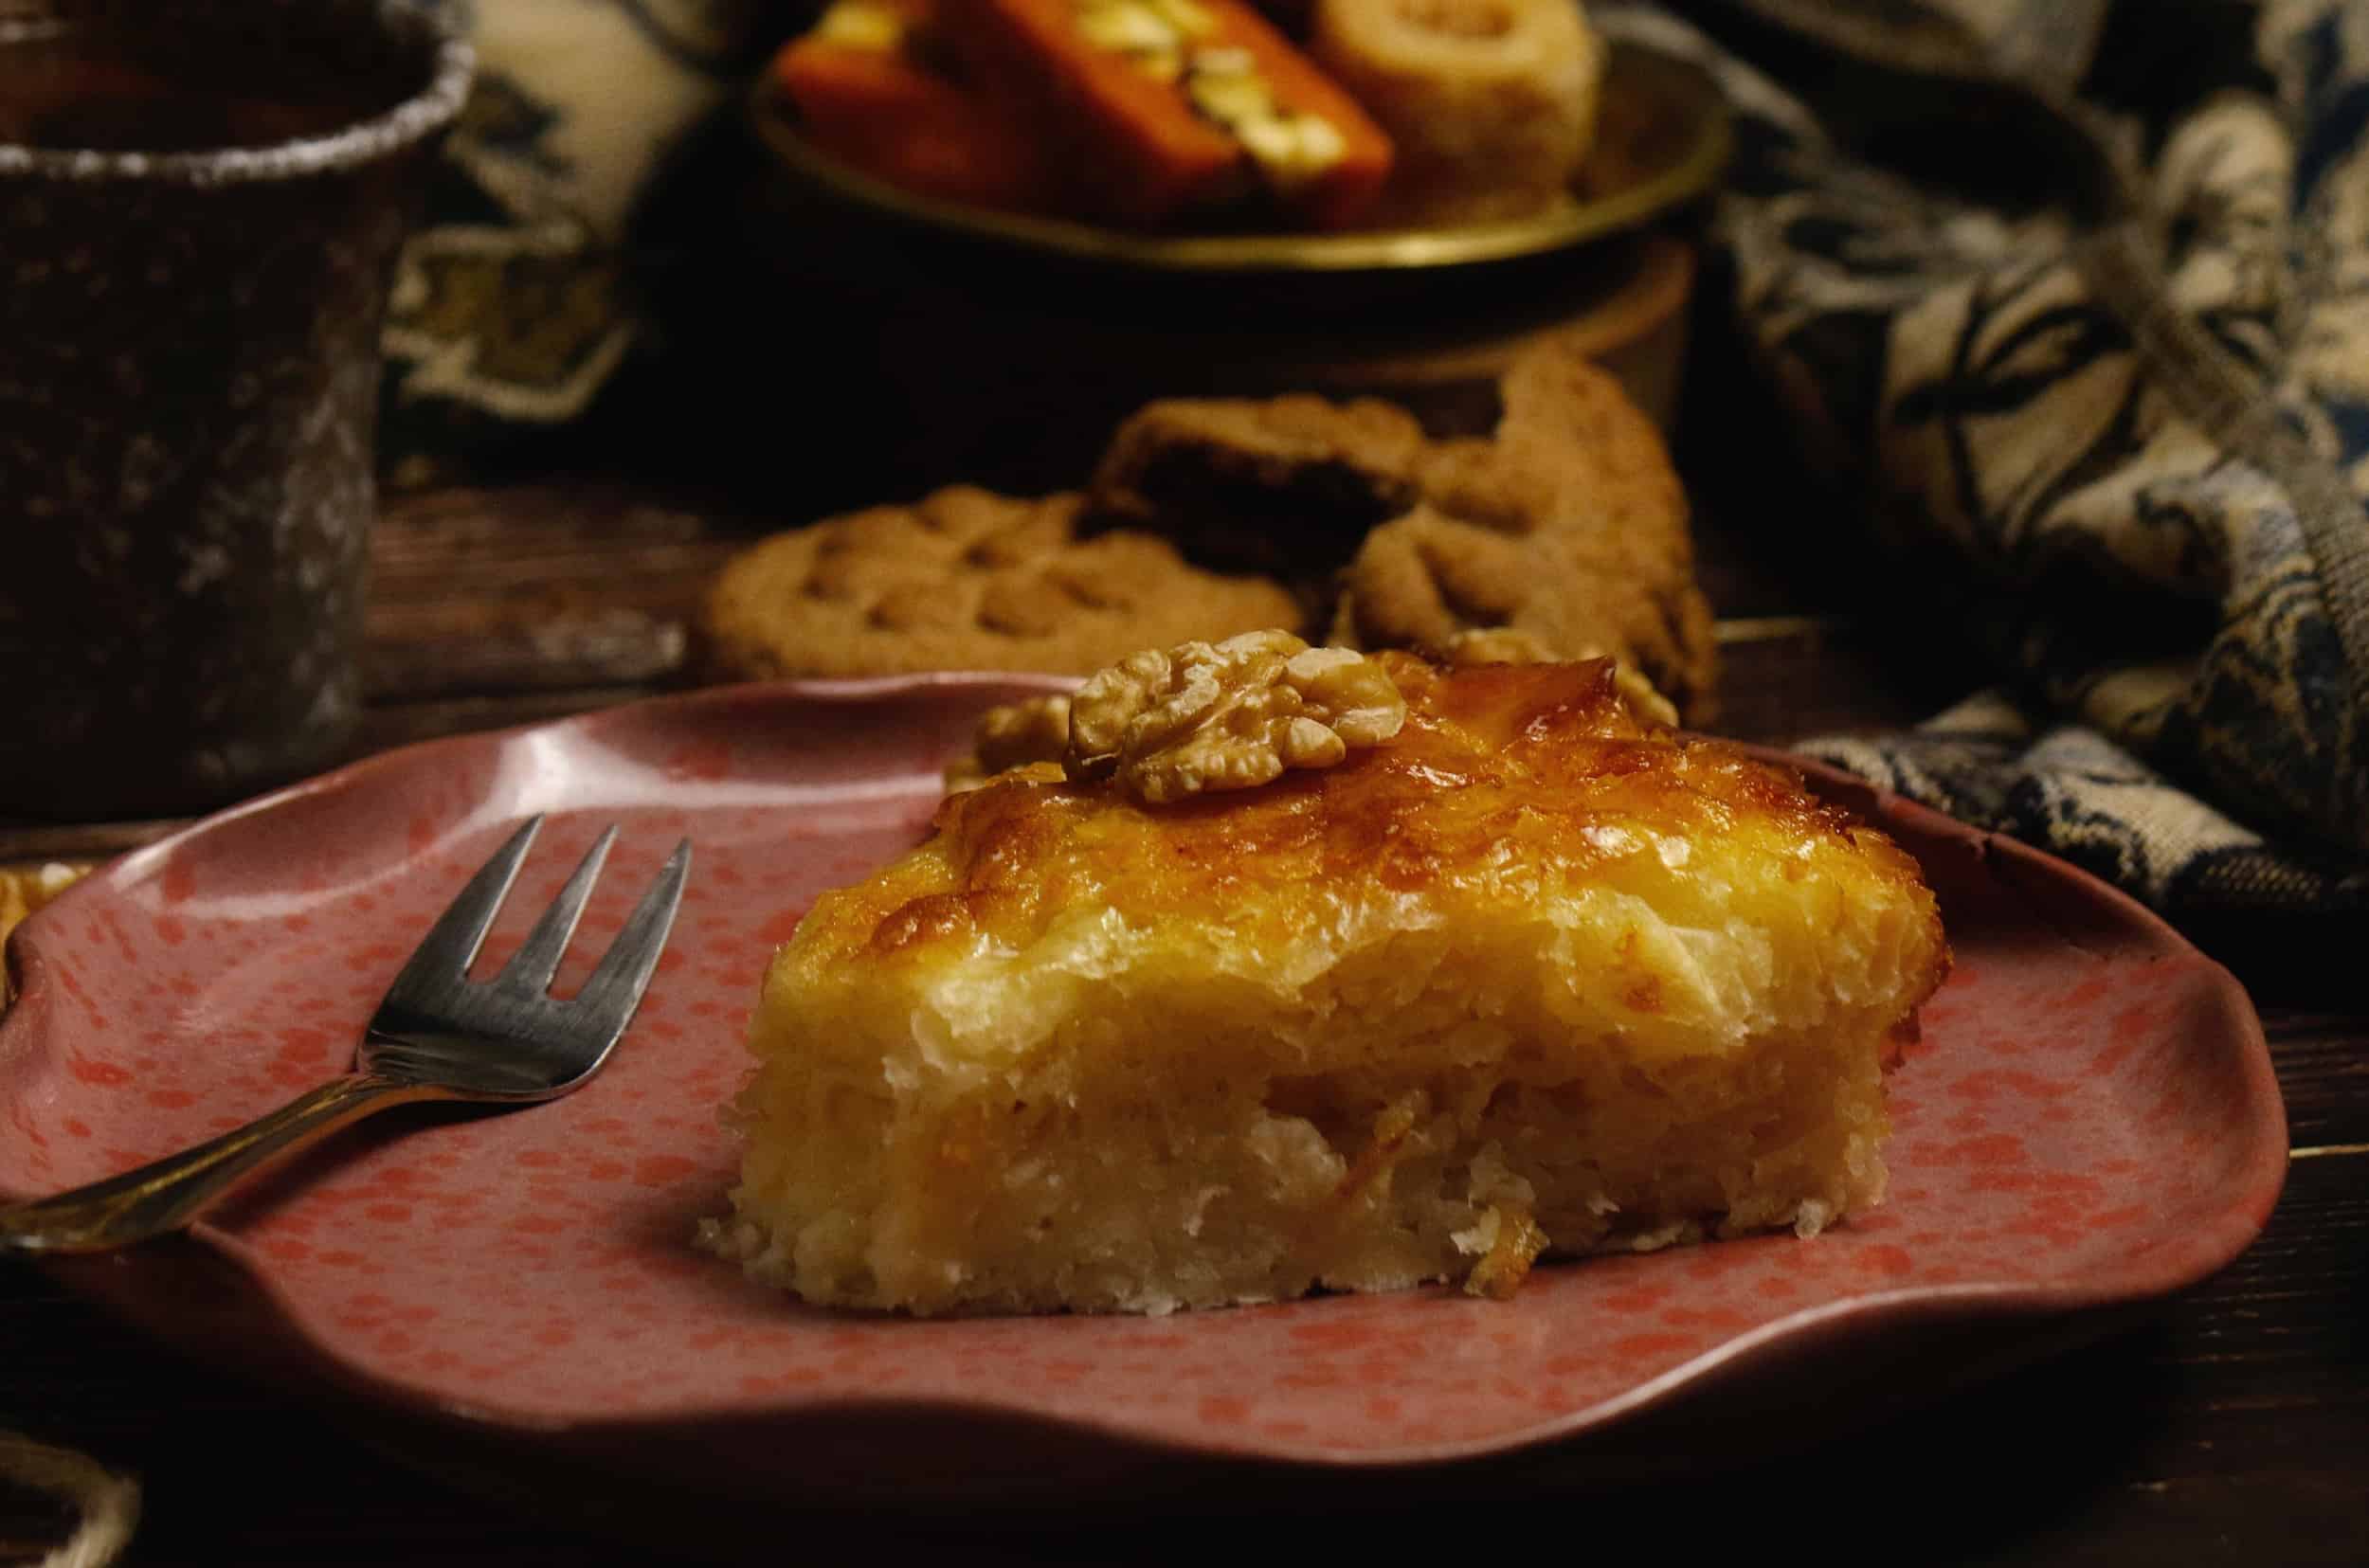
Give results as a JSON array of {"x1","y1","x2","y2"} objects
[{"x1": 706, "y1": 638, "x2": 1947, "y2": 1315}]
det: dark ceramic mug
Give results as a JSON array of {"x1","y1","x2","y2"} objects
[{"x1": 0, "y1": 0, "x2": 471, "y2": 819}]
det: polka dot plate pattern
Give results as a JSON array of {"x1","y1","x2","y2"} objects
[{"x1": 0, "y1": 676, "x2": 2287, "y2": 1498}]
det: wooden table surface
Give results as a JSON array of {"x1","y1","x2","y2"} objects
[{"x1": 2, "y1": 390, "x2": 2363, "y2": 1563}]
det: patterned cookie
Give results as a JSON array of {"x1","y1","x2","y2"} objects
[
  {"x1": 1329, "y1": 506, "x2": 1529, "y2": 649},
  {"x1": 1496, "y1": 337, "x2": 1698, "y2": 577},
  {"x1": 1091, "y1": 394, "x2": 1430, "y2": 577},
  {"x1": 1333, "y1": 347, "x2": 1719, "y2": 722},
  {"x1": 699, "y1": 487, "x2": 1307, "y2": 679},
  {"x1": 1330, "y1": 506, "x2": 1711, "y2": 723}
]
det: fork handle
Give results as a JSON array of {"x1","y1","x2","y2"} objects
[{"x1": 0, "y1": 1073, "x2": 451, "y2": 1254}]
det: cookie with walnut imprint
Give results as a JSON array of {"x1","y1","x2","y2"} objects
[
  {"x1": 699, "y1": 486, "x2": 1306, "y2": 678},
  {"x1": 1090, "y1": 394, "x2": 1430, "y2": 579}
]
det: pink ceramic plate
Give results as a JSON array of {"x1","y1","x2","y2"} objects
[{"x1": 0, "y1": 676, "x2": 2287, "y2": 1505}]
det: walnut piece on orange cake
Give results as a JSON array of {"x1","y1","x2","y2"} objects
[
  {"x1": 943, "y1": 694, "x2": 1073, "y2": 793},
  {"x1": 1063, "y1": 631, "x2": 1405, "y2": 803},
  {"x1": 705, "y1": 645, "x2": 1948, "y2": 1316}
]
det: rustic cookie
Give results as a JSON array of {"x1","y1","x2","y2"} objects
[
  {"x1": 1331, "y1": 508, "x2": 1705, "y2": 722},
  {"x1": 1329, "y1": 505, "x2": 1530, "y2": 650},
  {"x1": 700, "y1": 486, "x2": 1306, "y2": 679},
  {"x1": 1495, "y1": 337, "x2": 1697, "y2": 579},
  {"x1": 1090, "y1": 394, "x2": 1430, "y2": 577},
  {"x1": 1332, "y1": 505, "x2": 1713, "y2": 723},
  {"x1": 1069, "y1": 340, "x2": 1716, "y2": 719},
  {"x1": 1492, "y1": 344, "x2": 1716, "y2": 716},
  {"x1": 1325, "y1": 349, "x2": 1716, "y2": 721},
  {"x1": 1411, "y1": 437, "x2": 1550, "y2": 534}
]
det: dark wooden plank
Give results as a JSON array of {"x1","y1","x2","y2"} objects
[
  {"x1": 0, "y1": 820, "x2": 181, "y2": 867},
  {"x1": 367, "y1": 485, "x2": 747, "y2": 699},
  {"x1": 1709, "y1": 616, "x2": 1981, "y2": 743},
  {"x1": 363, "y1": 607, "x2": 686, "y2": 699},
  {"x1": 2263, "y1": 1018, "x2": 2369, "y2": 1148},
  {"x1": 345, "y1": 685, "x2": 670, "y2": 755}
]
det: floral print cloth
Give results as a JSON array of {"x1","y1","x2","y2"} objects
[
  {"x1": 376, "y1": 0, "x2": 771, "y2": 483},
  {"x1": 1612, "y1": 0, "x2": 2369, "y2": 910}
]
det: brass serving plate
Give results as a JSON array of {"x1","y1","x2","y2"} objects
[{"x1": 748, "y1": 37, "x2": 1730, "y2": 274}]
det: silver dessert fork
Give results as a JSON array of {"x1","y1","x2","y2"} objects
[{"x1": 0, "y1": 816, "x2": 689, "y2": 1254}]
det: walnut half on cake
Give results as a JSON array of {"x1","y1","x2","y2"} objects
[{"x1": 706, "y1": 640, "x2": 1948, "y2": 1316}]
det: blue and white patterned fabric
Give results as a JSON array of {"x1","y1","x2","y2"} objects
[
  {"x1": 376, "y1": 0, "x2": 773, "y2": 482},
  {"x1": 1606, "y1": 0, "x2": 2369, "y2": 911}
]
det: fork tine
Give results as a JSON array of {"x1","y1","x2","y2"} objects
[
  {"x1": 496, "y1": 824, "x2": 617, "y2": 995},
  {"x1": 572, "y1": 838, "x2": 692, "y2": 1032},
  {"x1": 387, "y1": 815, "x2": 543, "y2": 999}
]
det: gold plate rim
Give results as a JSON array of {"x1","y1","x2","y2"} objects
[{"x1": 747, "y1": 38, "x2": 1732, "y2": 275}]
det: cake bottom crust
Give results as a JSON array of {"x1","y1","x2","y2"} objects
[{"x1": 707, "y1": 1016, "x2": 1893, "y2": 1317}]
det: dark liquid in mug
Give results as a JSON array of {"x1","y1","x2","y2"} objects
[{"x1": 0, "y1": 28, "x2": 402, "y2": 151}]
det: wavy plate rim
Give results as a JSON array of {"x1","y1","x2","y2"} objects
[{"x1": 2, "y1": 674, "x2": 2288, "y2": 1479}]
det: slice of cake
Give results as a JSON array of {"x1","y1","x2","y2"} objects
[{"x1": 706, "y1": 635, "x2": 1948, "y2": 1315}]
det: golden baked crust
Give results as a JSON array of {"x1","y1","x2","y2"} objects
[
  {"x1": 710, "y1": 655, "x2": 1947, "y2": 1316},
  {"x1": 819, "y1": 654, "x2": 1929, "y2": 970},
  {"x1": 1089, "y1": 347, "x2": 1718, "y2": 724},
  {"x1": 699, "y1": 486, "x2": 1306, "y2": 678}
]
